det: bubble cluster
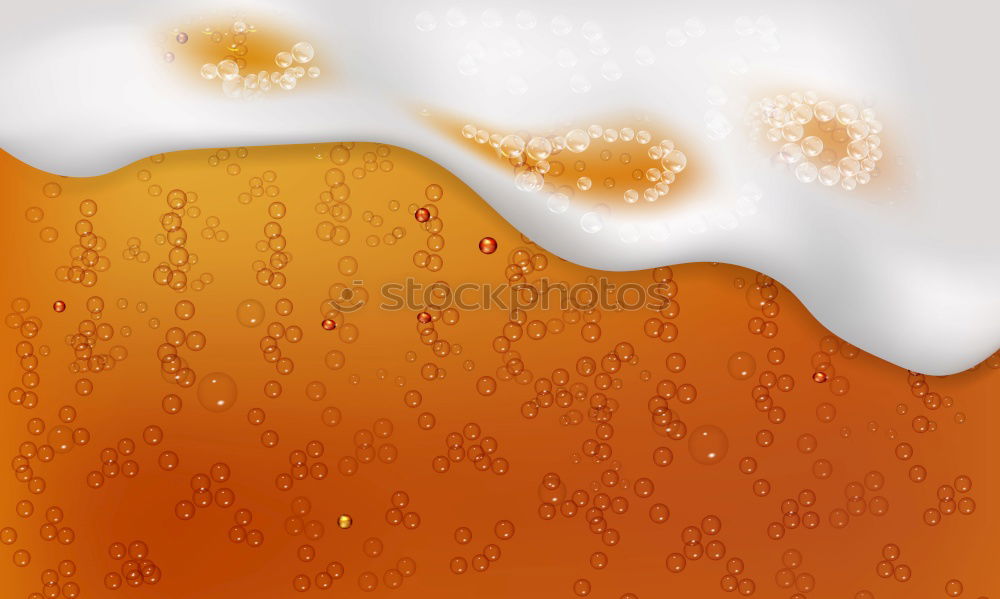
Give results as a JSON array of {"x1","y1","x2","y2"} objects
[
  {"x1": 54, "y1": 210, "x2": 110, "y2": 287},
  {"x1": 254, "y1": 191, "x2": 291, "y2": 289},
  {"x1": 448, "y1": 521, "x2": 510, "y2": 575},
  {"x1": 104, "y1": 540, "x2": 161, "y2": 589},
  {"x1": 432, "y1": 423, "x2": 508, "y2": 475},
  {"x1": 749, "y1": 91, "x2": 885, "y2": 191},
  {"x1": 197, "y1": 20, "x2": 320, "y2": 98},
  {"x1": 923, "y1": 474, "x2": 976, "y2": 524},
  {"x1": 152, "y1": 189, "x2": 207, "y2": 292},
  {"x1": 460, "y1": 122, "x2": 689, "y2": 205}
]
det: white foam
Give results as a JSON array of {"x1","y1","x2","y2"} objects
[{"x1": 1, "y1": 0, "x2": 998, "y2": 375}]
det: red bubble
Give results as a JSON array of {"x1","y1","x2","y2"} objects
[
  {"x1": 812, "y1": 372, "x2": 827, "y2": 383},
  {"x1": 53, "y1": 300, "x2": 66, "y2": 312},
  {"x1": 321, "y1": 319, "x2": 337, "y2": 331},
  {"x1": 414, "y1": 208, "x2": 430, "y2": 223},
  {"x1": 479, "y1": 237, "x2": 498, "y2": 255},
  {"x1": 417, "y1": 312, "x2": 432, "y2": 324}
]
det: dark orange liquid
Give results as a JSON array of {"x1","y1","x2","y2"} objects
[{"x1": 0, "y1": 143, "x2": 996, "y2": 598}]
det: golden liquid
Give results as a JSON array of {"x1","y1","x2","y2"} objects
[{"x1": 0, "y1": 143, "x2": 996, "y2": 598}]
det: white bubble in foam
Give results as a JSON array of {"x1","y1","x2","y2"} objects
[
  {"x1": 684, "y1": 18, "x2": 706, "y2": 38},
  {"x1": 601, "y1": 61, "x2": 622, "y2": 82},
  {"x1": 514, "y1": 169, "x2": 543, "y2": 192},
  {"x1": 735, "y1": 198, "x2": 759, "y2": 217},
  {"x1": 465, "y1": 41, "x2": 486, "y2": 60},
  {"x1": 218, "y1": 60, "x2": 239, "y2": 81},
  {"x1": 570, "y1": 74, "x2": 591, "y2": 94},
  {"x1": 802, "y1": 136, "x2": 824, "y2": 157},
  {"x1": 582, "y1": 21, "x2": 603, "y2": 41},
  {"x1": 728, "y1": 55, "x2": 749, "y2": 75},
  {"x1": 818, "y1": 164, "x2": 841, "y2": 186},
  {"x1": 515, "y1": 10, "x2": 537, "y2": 30},
  {"x1": 706, "y1": 86, "x2": 727, "y2": 106},
  {"x1": 501, "y1": 38, "x2": 523, "y2": 58},
  {"x1": 795, "y1": 161, "x2": 819, "y2": 183},
  {"x1": 551, "y1": 16, "x2": 572, "y2": 36},
  {"x1": 481, "y1": 9, "x2": 502, "y2": 28},
  {"x1": 755, "y1": 16, "x2": 777, "y2": 35},
  {"x1": 556, "y1": 48, "x2": 577, "y2": 68},
  {"x1": 619, "y1": 224, "x2": 640, "y2": 244},
  {"x1": 457, "y1": 55, "x2": 478, "y2": 76},
  {"x1": 738, "y1": 184, "x2": 763, "y2": 205},
  {"x1": 734, "y1": 17, "x2": 755, "y2": 36},
  {"x1": 588, "y1": 38, "x2": 611, "y2": 56},
  {"x1": 278, "y1": 73, "x2": 297, "y2": 90},
  {"x1": 666, "y1": 28, "x2": 687, "y2": 47},
  {"x1": 648, "y1": 222, "x2": 670, "y2": 241},
  {"x1": 547, "y1": 192, "x2": 570, "y2": 214},
  {"x1": 761, "y1": 34, "x2": 781, "y2": 53},
  {"x1": 565, "y1": 129, "x2": 590, "y2": 153},
  {"x1": 291, "y1": 42, "x2": 314, "y2": 63},
  {"x1": 779, "y1": 142, "x2": 804, "y2": 164},
  {"x1": 222, "y1": 77, "x2": 244, "y2": 98},
  {"x1": 506, "y1": 76, "x2": 528, "y2": 95},
  {"x1": 580, "y1": 211, "x2": 604, "y2": 234},
  {"x1": 705, "y1": 110, "x2": 733, "y2": 140},
  {"x1": 710, "y1": 209, "x2": 739, "y2": 230},
  {"x1": 687, "y1": 215, "x2": 708, "y2": 234},
  {"x1": 635, "y1": 46, "x2": 656, "y2": 66},
  {"x1": 445, "y1": 8, "x2": 467, "y2": 28}
]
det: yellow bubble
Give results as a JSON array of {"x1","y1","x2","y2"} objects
[
  {"x1": 236, "y1": 299, "x2": 265, "y2": 327},
  {"x1": 42, "y1": 182, "x2": 62, "y2": 198},
  {"x1": 47, "y1": 425, "x2": 74, "y2": 453},
  {"x1": 40, "y1": 227, "x2": 59, "y2": 242},
  {"x1": 174, "y1": 300, "x2": 196, "y2": 320},
  {"x1": 325, "y1": 350, "x2": 346, "y2": 370},
  {"x1": 688, "y1": 425, "x2": 729, "y2": 465},
  {"x1": 25, "y1": 206, "x2": 44, "y2": 223},
  {"x1": 727, "y1": 352, "x2": 756, "y2": 379},
  {"x1": 338, "y1": 256, "x2": 359, "y2": 276},
  {"x1": 338, "y1": 514, "x2": 353, "y2": 529},
  {"x1": 197, "y1": 372, "x2": 238, "y2": 412}
]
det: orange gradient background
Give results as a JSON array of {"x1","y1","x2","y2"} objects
[{"x1": 1, "y1": 142, "x2": 997, "y2": 599}]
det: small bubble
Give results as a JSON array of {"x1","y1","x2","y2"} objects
[
  {"x1": 688, "y1": 425, "x2": 729, "y2": 465},
  {"x1": 197, "y1": 372, "x2": 238, "y2": 412},
  {"x1": 727, "y1": 352, "x2": 756, "y2": 379},
  {"x1": 479, "y1": 237, "x2": 498, "y2": 254},
  {"x1": 236, "y1": 299, "x2": 265, "y2": 327}
]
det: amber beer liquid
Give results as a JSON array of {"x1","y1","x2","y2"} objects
[{"x1": 0, "y1": 141, "x2": 996, "y2": 598}]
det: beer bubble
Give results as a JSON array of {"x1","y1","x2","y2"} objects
[
  {"x1": 236, "y1": 300, "x2": 265, "y2": 327},
  {"x1": 689, "y1": 425, "x2": 729, "y2": 464},
  {"x1": 727, "y1": 352, "x2": 756, "y2": 379},
  {"x1": 197, "y1": 372, "x2": 238, "y2": 412}
]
